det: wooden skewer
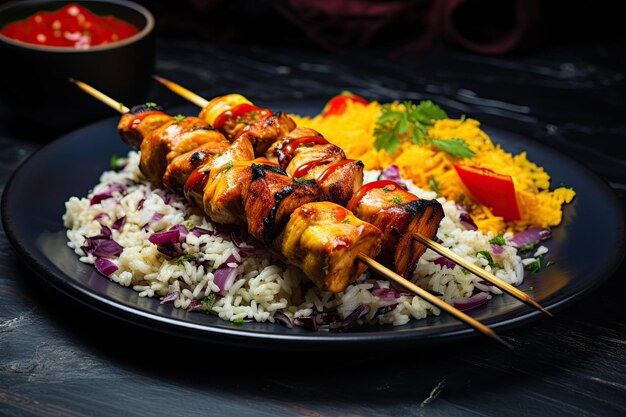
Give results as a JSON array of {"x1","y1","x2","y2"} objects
[
  {"x1": 153, "y1": 74, "x2": 553, "y2": 319},
  {"x1": 413, "y1": 233, "x2": 552, "y2": 317},
  {"x1": 153, "y1": 75, "x2": 209, "y2": 108},
  {"x1": 70, "y1": 78, "x2": 513, "y2": 349},
  {"x1": 69, "y1": 78, "x2": 129, "y2": 113}
]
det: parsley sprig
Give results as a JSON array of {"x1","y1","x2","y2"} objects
[{"x1": 373, "y1": 100, "x2": 475, "y2": 158}]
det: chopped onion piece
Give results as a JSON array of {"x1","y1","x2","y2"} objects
[
  {"x1": 377, "y1": 164, "x2": 408, "y2": 190},
  {"x1": 95, "y1": 258, "x2": 118, "y2": 276},
  {"x1": 160, "y1": 292, "x2": 179, "y2": 305},
  {"x1": 453, "y1": 292, "x2": 492, "y2": 311},
  {"x1": 434, "y1": 256, "x2": 457, "y2": 269},
  {"x1": 509, "y1": 228, "x2": 551, "y2": 248}
]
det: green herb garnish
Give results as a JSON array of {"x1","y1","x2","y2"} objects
[
  {"x1": 518, "y1": 243, "x2": 535, "y2": 252},
  {"x1": 429, "y1": 176, "x2": 440, "y2": 195},
  {"x1": 477, "y1": 251, "x2": 501, "y2": 269},
  {"x1": 373, "y1": 100, "x2": 474, "y2": 158},
  {"x1": 294, "y1": 176, "x2": 307, "y2": 183},
  {"x1": 526, "y1": 260, "x2": 541, "y2": 273},
  {"x1": 382, "y1": 186, "x2": 390, "y2": 193},
  {"x1": 110, "y1": 155, "x2": 126, "y2": 171},
  {"x1": 145, "y1": 102, "x2": 157, "y2": 108},
  {"x1": 175, "y1": 253, "x2": 194, "y2": 265},
  {"x1": 430, "y1": 138, "x2": 476, "y2": 158},
  {"x1": 233, "y1": 318, "x2": 244, "y2": 324},
  {"x1": 224, "y1": 161, "x2": 234, "y2": 171},
  {"x1": 201, "y1": 293, "x2": 217, "y2": 312},
  {"x1": 488, "y1": 234, "x2": 507, "y2": 246},
  {"x1": 389, "y1": 196, "x2": 403, "y2": 204},
  {"x1": 342, "y1": 218, "x2": 350, "y2": 224},
  {"x1": 322, "y1": 263, "x2": 329, "y2": 275},
  {"x1": 172, "y1": 114, "x2": 186, "y2": 123}
]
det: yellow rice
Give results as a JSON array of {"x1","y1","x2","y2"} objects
[{"x1": 290, "y1": 100, "x2": 576, "y2": 234}]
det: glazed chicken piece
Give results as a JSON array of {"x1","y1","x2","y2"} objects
[
  {"x1": 268, "y1": 129, "x2": 363, "y2": 206},
  {"x1": 237, "y1": 112, "x2": 297, "y2": 155},
  {"x1": 278, "y1": 202, "x2": 383, "y2": 293},
  {"x1": 244, "y1": 164, "x2": 320, "y2": 245},
  {"x1": 184, "y1": 135, "x2": 255, "y2": 209},
  {"x1": 348, "y1": 181, "x2": 444, "y2": 278},
  {"x1": 117, "y1": 103, "x2": 172, "y2": 149},
  {"x1": 162, "y1": 132, "x2": 231, "y2": 195},
  {"x1": 315, "y1": 159, "x2": 364, "y2": 207},
  {"x1": 139, "y1": 116, "x2": 212, "y2": 187},
  {"x1": 265, "y1": 126, "x2": 321, "y2": 163},
  {"x1": 201, "y1": 158, "x2": 265, "y2": 226}
]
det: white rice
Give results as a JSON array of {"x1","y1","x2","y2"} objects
[{"x1": 63, "y1": 150, "x2": 535, "y2": 330}]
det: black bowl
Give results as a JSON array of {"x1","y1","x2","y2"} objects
[{"x1": 0, "y1": 0, "x2": 155, "y2": 135}]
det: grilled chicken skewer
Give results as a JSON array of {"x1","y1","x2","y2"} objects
[
  {"x1": 153, "y1": 76, "x2": 552, "y2": 318},
  {"x1": 72, "y1": 79, "x2": 513, "y2": 348}
]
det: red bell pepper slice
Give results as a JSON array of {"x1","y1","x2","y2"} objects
[
  {"x1": 453, "y1": 164, "x2": 521, "y2": 221},
  {"x1": 321, "y1": 91, "x2": 369, "y2": 118}
]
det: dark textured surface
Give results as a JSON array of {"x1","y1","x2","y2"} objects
[{"x1": 1, "y1": 39, "x2": 625, "y2": 416}]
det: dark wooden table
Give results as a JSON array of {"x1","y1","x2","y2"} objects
[{"x1": 1, "y1": 39, "x2": 625, "y2": 417}]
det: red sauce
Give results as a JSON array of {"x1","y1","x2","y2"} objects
[
  {"x1": 280, "y1": 136, "x2": 329, "y2": 167},
  {"x1": 346, "y1": 180, "x2": 399, "y2": 212},
  {"x1": 213, "y1": 104, "x2": 272, "y2": 131},
  {"x1": 0, "y1": 3, "x2": 139, "y2": 48},
  {"x1": 317, "y1": 159, "x2": 356, "y2": 184},
  {"x1": 130, "y1": 110, "x2": 169, "y2": 130},
  {"x1": 292, "y1": 159, "x2": 327, "y2": 179}
]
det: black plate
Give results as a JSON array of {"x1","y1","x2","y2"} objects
[{"x1": 2, "y1": 104, "x2": 625, "y2": 351}]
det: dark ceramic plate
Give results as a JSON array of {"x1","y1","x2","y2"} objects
[{"x1": 2, "y1": 103, "x2": 625, "y2": 351}]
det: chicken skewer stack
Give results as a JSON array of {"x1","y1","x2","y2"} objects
[
  {"x1": 72, "y1": 78, "x2": 531, "y2": 348},
  {"x1": 154, "y1": 75, "x2": 552, "y2": 317}
]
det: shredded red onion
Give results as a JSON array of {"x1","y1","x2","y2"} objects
[
  {"x1": 372, "y1": 287, "x2": 409, "y2": 301},
  {"x1": 456, "y1": 204, "x2": 478, "y2": 230},
  {"x1": 213, "y1": 266, "x2": 237, "y2": 293},
  {"x1": 490, "y1": 244, "x2": 505, "y2": 255},
  {"x1": 434, "y1": 256, "x2": 457, "y2": 269},
  {"x1": 186, "y1": 299, "x2": 203, "y2": 312},
  {"x1": 94, "y1": 213, "x2": 109, "y2": 223},
  {"x1": 453, "y1": 292, "x2": 492, "y2": 311},
  {"x1": 83, "y1": 237, "x2": 123, "y2": 258},
  {"x1": 378, "y1": 164, "x2": 408, "y2": 190},
  {"x1": 273, "y1": 311, "x2": 293, "y2": 328},
  {"x1": 111, "y1": 216, "x2": 126, "y2": 231},
  {"x1": 90, "y1": 183, "x2": 125, "y2": 205},
  {"x1": 160, "y1": 292, "x2": 179, "y2": 305},
  {"x1": 374, "y1": 304, "x2": 397, "y2": 318},
  {"x1": 509, "y1": 228, "x2": 551, "y2": 248},
  {"x1": 343, "y1": 305, "x2": 370, "y2": 329},
  {"x1": 95, "y1": 258, "x2": 118, "y2": 276},
  {"x1": 136, "y1": 198, "x2": 145, "y2": 210},
  {"x1": 190, "y1": 227, "x2": 212, "y2": 237},
  {"x1": 149, "y1": 229, "x2": 180, "y2": 245}
]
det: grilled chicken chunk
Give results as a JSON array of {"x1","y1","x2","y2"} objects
[
  {"x1": 238, "y1": 112, "x2": 297, "y2": 155},
  {"x1": 315, "y1": 159, "x2": 364, "y2": 207},
  {"x1": 278, "y1": 202, "x2": 383, "y2": 293},
  {"x1": 202, "y1": 159, "x2": 262, "y2": 226},
  {"x1": 244, "y1": 164, "x2": 320, "y2": 245},
  {"x1": 117, "y1": 104, "x2": 172, "y2": 149},
  {"x1": 139, "y1": 117, "x2": 212, "y2": 187},
  {"x1": 265, "y1": 127, "x2": 321, "y2": 163},
  {"x1": 184, "y1": 135, "x2": 255, "y2": 209},
  {"x1": 348, "y1": 182, "x2": 444, "y2": 278},
  {"x1": 163, "y1": 132, "x2": 231, "y2": 194}
]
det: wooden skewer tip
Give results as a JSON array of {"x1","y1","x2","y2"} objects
[{"x1": 413, "y1": 233, "x2": 552, "y2": 318}]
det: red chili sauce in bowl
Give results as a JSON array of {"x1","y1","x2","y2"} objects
[{"x1": 0, "y1": 3, "x2": 138, "y2": 49}]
